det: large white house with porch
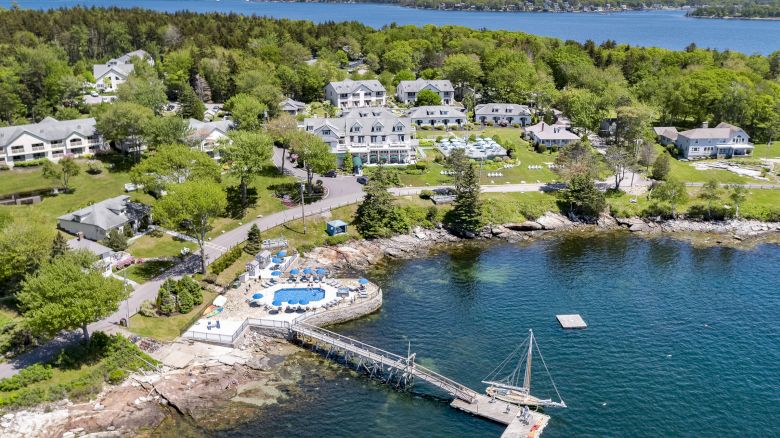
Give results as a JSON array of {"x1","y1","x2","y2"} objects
[
  {"x1": 396, "y1": 79, "x2": 455, "y2": 105},
  {"x1": 653, "y1": 122, "x2": 753, "y2": 159},
  {"x1": 0, "y1": 117, "x2": 105, "y2": 167},
  {"x1": 324, "y1": 79, "x2": 386, "y2": 109},
  {"x1": 186, "y1": 119, "x2": 234, "y2": 158},
  {"x1": 407, "y1": 106, "x2": 467, "y2": 129},
  {"x1": 303, "y1": 108, "x2": 415, "y2": 166},
  {"x1": 92, "y1": 49, "x2": 154, "y2": 93},
  {"x1": 525, "y1": 122, "x2": 580, "y2": 149},
  {"x1": 474, "y1": 103, "x2": 533, "y2": 127}
]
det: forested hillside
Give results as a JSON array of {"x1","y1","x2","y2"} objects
[{"x1": 0, "y1": 7, "x2": 778, "y2": 139}]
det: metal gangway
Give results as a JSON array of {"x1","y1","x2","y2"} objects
[{"x1": 291, "y1": 321, "x2": 478, "y2": 403}]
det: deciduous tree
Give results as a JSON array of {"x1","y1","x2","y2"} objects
[
  {"x1": 415, "y1": 89, "x2": 442, "y2": 106},
  {"x1": 558, "y1": 174, "x2": 606, "y2": 220},
  {"x1": 289, "y1": 131, "x2": 337, "y2": 191},
  {"x1": 729, "y1": 184, "x2": 747, "y2": 218},
  {"x1": 41, "y1": 157, "x2": 80, "y2": 192},
  {"x1": 699, "y1": 179, "x2": 720, "y2": 219},
  {"x1": 18, "y1": 250, "x2": 128, "y2": 340},
  {"x1": 221, "y1": 130, "x2": 273, "y2": 207},
  {"x1": 130, "y1": 144, "x2": 220, "y2": 194},
  {"x1": 650, "y1": 178, "x2": 688, "y2": 218}
]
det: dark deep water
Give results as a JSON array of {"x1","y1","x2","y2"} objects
[
  {"x1": 217, "y1": 233, "x2": 780, "y2": 437},
  {"x1": 5, "y1": 1, "x2": 780, "y2": 54}
]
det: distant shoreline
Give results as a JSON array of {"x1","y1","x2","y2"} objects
[{"x1": 687, "y1": 14, "x2": 780, "y2": 21}]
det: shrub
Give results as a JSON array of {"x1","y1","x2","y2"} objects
[
  {"x1": 420, "y1": 125, "x2": 432, "y2": 130},
  {"x1": 512, "y1": 123, "x2": 521, "y2": 128},
  {"x1": 102, "y1": 229, "x2": 128, "y2": 251},
  {"x1": 434, "y1": 125, "x2": 445, "y2": 131},
  {"x1": 298, "y1": 243, "x2": 315, "y2": 255},
  {"x1": 419, "y1": 190, "x2": 434, "y2": 200},
  {"x1": 536, "y1": 143, "x2": 547, "y2": 154},
  {"x1": 0, "y1": 163, "x2": 9, "y2": 171},
  {"x1": 139, "y1": 300, "x2": 157, "y2": 317},
  {"x1": 11, "y1": 387, "x2": 46, "y2": 407},
  {"x1": 209, "y1": 245, "x2": 243, "y2": 275},
  {"x1": 86, "y1": 160, "x2": 103, "y2": 174},
  {"x1": 13, "y1": 158, "x2": 48, "y2": 168},
  {"x1": 415, "y1": 161, "x2": 428, "y2": 170},
  {"x1": 177, "y1": 289, "x2": 194, "y2": 313},
  {"x1": 324, "y1": 234, "x2": 353, "y2": 246},
  {"x1": 0, "y1": 364, "x2": 53, "y2": 391},
  {"x1": 107, "y1": 369, "x2": 128, "y2": 385}
]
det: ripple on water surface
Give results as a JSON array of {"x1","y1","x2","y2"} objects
[{"x1": 225, "y1": 234, "x2": 780, "y2": 437}]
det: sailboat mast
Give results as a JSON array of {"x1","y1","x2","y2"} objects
[{"x1": 523, "y1": 329, "x2": 533, "y2": 393}]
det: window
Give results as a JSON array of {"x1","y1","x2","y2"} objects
[
  {"x1": 322, "y1": 129, "x2": 331, "y2": 135},
  {"x1": 357, "y1": 136, "x2": 364, "y2": 143},
  {"x1": 370, "y1": 136, "x2": 378, "y2": 143}
]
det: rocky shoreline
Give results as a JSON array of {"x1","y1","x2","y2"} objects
[{"x1": 299, "y1": 212, "x2": 780, "y2": 272}]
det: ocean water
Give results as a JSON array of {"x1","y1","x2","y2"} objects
[
  {"x1": 220, "y1": 233, "x2": 780, "y2": 437},
  {"x1": 4, "y1": 0, "x2": 780, "y2": 54}
]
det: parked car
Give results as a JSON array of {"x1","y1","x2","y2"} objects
[
  {"x1": 323, "y1": 170, "x2": 337, "y2": 178},
  {"x1": 357, "y1": 176, "x2": 369, "y2": 185}
]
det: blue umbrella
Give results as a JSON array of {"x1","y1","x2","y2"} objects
[
  {"x1": 290, "y1": 269, "x2": 300, "y2": 275},
  {"x1": 271, "y1": 271, "x2": 281, "y2": 277},
  {"x1": 316, "y1": 268, "x2": 327, "y2": 275},
  {"x1": 272, "y1": 257, "x2": 283, "y2": 264},
  {"x1": 251, "y1": 293, "x2": 263, "y2": 300},
  {"x1": 303, "y1": 268, "x2": 313, "y2": 275},
  {"x1": 277, "y1": 250, "x2": 287, "y2": 257},
  {"x1": 272, "y1": 300, "x2": 282, "y2": 306},
  {"x1": 358, "y1": 278, "x2": 369, "y2": 285},
  {"x1": 299, "y1": 299, "x2": 309, "y2": 306}
]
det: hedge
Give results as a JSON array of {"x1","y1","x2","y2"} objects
[{"x1": 209, "y1": 245, "x2": 243, "y2": 275}]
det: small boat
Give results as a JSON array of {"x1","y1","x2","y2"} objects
[
  {"x1": 205, "y1": 307, "x2": 224, "y2": 318},
  {"x1": 202, "y1": 305, "x2": 217, "y2": 316},
  {"x1": 482, "y1": 329, "x2": 566, "y2": 408}
]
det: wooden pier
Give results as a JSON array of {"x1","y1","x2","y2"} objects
[{"x1": 291, "y1": 321, "x2": 551, "y2": 437}]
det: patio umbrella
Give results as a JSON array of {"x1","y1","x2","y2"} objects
[
  {"x1": 276, "y1": 250, "x2": 287, "y2": 257},
  {"x1": 316, "y1": 268, "x2": 327, "y2": 275},
  {"x1": 303, "y1": 268, "x2": 314, "y2": 275},
  {"x1": 289, "y1": 269, "x2": 300, "y2": 275},
  {"x1": 272, "y1": 257, "x2": 283, "y2": 264},
  {"x1": 271, "y1": 271, "x2": 282, "y2": 277},
  {"x1": 358, "y1": 278, "x2": 369, "y2": 285},
  {"x1": 251, "y1": 293, "x2": 263, "y2": 300},
  {"x1": 272, "y1": 300, "x2": 282, "y2": 306}
]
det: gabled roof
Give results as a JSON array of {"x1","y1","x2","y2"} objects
[
  {"x1": 653, "y1": 127, "x2": 679, "y2": 140},
  {"x1": 58, "y1": 196, "x2": 132, "y2": 231},
  {"x1": 67, "y1": 238, "x2": 113, "y2": 257},
  {"x1": 304, "y1": 108, "x2": 411, "y2": 137},
  {"x1": 93, "y1": 63, "x2": 135, "y2": 80},
  {"x1": 0, "y1": 117, "x2": 98, "y2": 148},
  {"x1": 187, "y1": 119, "x2": 234, "y2": 141},
  {"x1": 111, "y1": 49, "x2": 154, "y2": 66},
  {"x1": 327, "y1": 79, "x2": 385, "y2": 94},
  {"x1": 407, "y1": 105, "x2": 467, "y2": 119},
  {"x1": 397, "y1": 79, "x2": 454, "y2": 94},
  {"x1": 474, "y1": 103, "x2": 532, "y2": 116},
  {"x1": 526, "y1": 122, "x2": 579, "y2": 141},
  {"x1": 280, "y1": 97, "x2": 306, "y2": 111}
]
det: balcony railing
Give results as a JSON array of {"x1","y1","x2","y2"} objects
[{"x1": 31, "y1": 146, "x2": 46, "y2": 152}]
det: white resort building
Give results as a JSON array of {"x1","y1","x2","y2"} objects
[
  {"x1": 654, "y1": 122, "x2": 754, "y2": 159},
  {"x1": 0, "y1": 117, "x2": 105, "y2": 167},
  {"x1": 474, "y1": 103, "x2": 533, "y2": 127},
  {"x1": 324, "y1": 79, "x2": 386, "y2": 109},
  {"x1": 187, "y1": 119, "x2": 234, "y2": 158},
  {"x1": 92, "y1": 49, "x2": 154, "y2": 93},
  {"x1": 525, "y1": 122, "x2": 580, "y2": 149},
  {"x1": 407, "y1": 106, "x2": 467, "y2": 129},
  {"x1": 395, "y1": 79, "x2": 455, "y2": 105},
  {"x1": 303, "y1": 108, "x2": 415, "y2": 165}
]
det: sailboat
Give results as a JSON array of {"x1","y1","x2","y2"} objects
[{"x1": 482, "y1": 329, "x2": 567, "y2": 408}]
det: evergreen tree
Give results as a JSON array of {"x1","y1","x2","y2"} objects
[
  {"x1": 157, "y1": 279, "x2": 177, "y2": 314},
  {"x1": 102, "y1": 228, "x2": 128, "y2": 252},
  {"x1": 449, "y1": 163, "x2": 483, "y2": 234},
  {"x1": 50, "y1": 232, "x2": 69, "y2": 260},
  {"x1": 699, "y1": 179, "x2": 720, "y2": 219},
  {"x1": 651, "y1": 153, "x2": 671, "y2": 181},
  {"x1": 179, "y1": 84, "x2": 205, "y2": 120},
  {"x1": 355, "y1": 166, "x2": 408, "y2": 238},
  {"x1": 245, "y1": 224, "x2": 262, "y2": 254},
  {"x1": 558, "y1": 174, "x2": 606, "y2": 220},
  {"x1": 177, "y1": 288, "x2": 194, "y2": 313},
  {"x1": 179, "y1": 275, "x2": 203, "y2": 305}
]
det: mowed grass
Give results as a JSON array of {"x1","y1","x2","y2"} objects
[
  {"x1": 753, "y1": 142, "x2": 780, "y2": 159},
  {"x1": 115, "y1": 260, "x2": 174, "y2": 284},
  {"x1": 128, "y1": 291, "x2": 217, "y2": 341},
  {"x1": 128, "y1": 233, "x2": 197, "y2": 259}
]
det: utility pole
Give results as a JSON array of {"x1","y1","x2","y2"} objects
[
  {"x1": 122, "y1": 268, "x2": 130, "y2": 328},
  {"x1": 300, "y1": 180, "x2": 307, "y2": 235}
]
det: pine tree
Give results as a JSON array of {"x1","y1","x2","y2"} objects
[
  {"x1": 179, "y1": 275, "x2": 203, "y2": 305},
  {"x1": 50, "y1": 232, "x2": 69, "y2": 260},
  {"x1": 245, "y1": 224, "x2": 262, "y2": 254},
  {"x1": 559, "y1": 174, "x2": 606, "y2": 219},
  {"x1": 157, "y1": 279, "x2": 178, "y2": 314},
  {"x1": 177, "y1": 288, "x2": 194, "y2": 313},
  {"x1": 651, "y1": 153, "x2": 671, "y2": 181},
  {"x1": 355, "y1": 166, "x2": 408, "y2": 238},
  {"x1": 449, "y1": 163, "x2": 483, "y2": 234},
  {"x1": 103, "y1": 229, "x2": 128, "y2": 251},
  {"x1": 180, "y1": 84, "x2": 205, "y2": 120}
]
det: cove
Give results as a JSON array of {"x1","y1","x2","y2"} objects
[
  {"x1": 5, "y1": 0, "x2": 780, "y2": 54},
  {"x1": 213, "y1": 233, "x2": 780, "y2": 437}
]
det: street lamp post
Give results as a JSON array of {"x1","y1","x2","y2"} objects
[{"x1": 300, "y1": 180, "x2": 307, "y2": 235}]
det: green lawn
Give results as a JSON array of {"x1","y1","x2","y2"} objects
[
  {"x1": 0, "y1": 156, "x2": 154, "y2": 228},
  {"x1": 128, "y1": 233, "x2": 197, "y2": 259},
  {"x1": 128, "y1": 291, "x2": 217, "y2": 341},
  {"x1": 654, "y1": 145, "x2": 767, "y2": 184},
  {"x1": 115, "y1": 260, "x2": 174, "y2": 283},
  {"x1": 753, "y1": 142, "x2": 780, "y2": 159}
]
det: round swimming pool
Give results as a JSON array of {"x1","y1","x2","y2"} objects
[{"x1": 273, "y1": 287, "x2": 326, "y2": 303}]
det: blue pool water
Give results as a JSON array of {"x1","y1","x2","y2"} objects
[{"x1": 273, "y1": 287, "x2": 325, "y2": 303}]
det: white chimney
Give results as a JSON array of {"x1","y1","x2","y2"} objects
[{"x1": 701, "y1": 121, "x2": 709, "y2": 129}]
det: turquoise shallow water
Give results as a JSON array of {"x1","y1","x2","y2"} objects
[{"x1": 224, "y1": 234, "x2": 780, "y2": 437}]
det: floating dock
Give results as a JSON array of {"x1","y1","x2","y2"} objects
[
  {"x1": 556, "y1": 314, "x2": 587, "y2": 329},
  {"x1": 451, "y1": 394, "x2": 550, "y2": 437}
]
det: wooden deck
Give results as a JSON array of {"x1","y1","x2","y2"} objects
[
  {"x1": 556, "y1": 314, "x2": 587, "y2": 329},
  {"x1": 451, "y1": 394, "x2": 550, "y2": 437}
]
